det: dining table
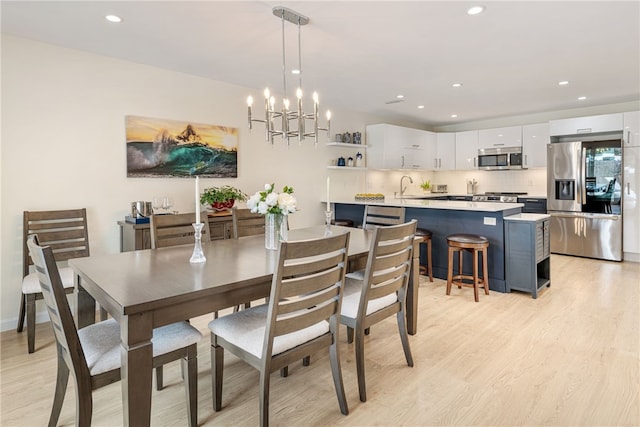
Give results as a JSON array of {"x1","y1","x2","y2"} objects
[{"x1": 70, "y1": 224, "x2": 420, "y2": 426}]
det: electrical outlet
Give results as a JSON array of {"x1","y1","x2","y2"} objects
[{"x1": 483, "y1": 217, "x2": 496, "y2": 226}]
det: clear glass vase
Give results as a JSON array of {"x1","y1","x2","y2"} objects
[{"x1": 265, "y1": 213, "x2": 287, "y2": 250}]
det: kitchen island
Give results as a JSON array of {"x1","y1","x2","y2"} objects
[{"x1": 332, "y1": 199, "x2": 524, "y2": 292}]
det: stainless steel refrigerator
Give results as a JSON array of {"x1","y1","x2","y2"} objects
[{"x1": 547, "y1": 139, "x2": 623, "y2": 261}]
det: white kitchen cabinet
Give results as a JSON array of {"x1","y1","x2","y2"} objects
[
  {"x1": 366, "y1": 124, "x2": 431, "y2": 169},
  {"x1": 623, "y1": 111, "x2": 640, "y2": 147},
  {"x1": 455, "y1": 130, "x2": 478, "y2": 170},
  {"x1": 549, "y1": 113, "x2": 623, "y2": 136},
  {"x1": 522, "y1": 123, "x2": 550, "y2": 168},
  {"x1": 478, "y1": 126, "x2": 522, "y2": 149},
  {"x1": 435, "y1": 133, "x2": 456, "y2": 170},
  {"x1": 623, "y1": 145, "x2": 640, "y2": 260}
]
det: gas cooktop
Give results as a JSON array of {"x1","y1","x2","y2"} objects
[{"x1": 472, "y1": 192, "x2": 527, "y2": 203}]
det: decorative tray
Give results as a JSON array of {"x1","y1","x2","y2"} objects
[{"x1": 354, "y1": 193, "x2": 385, "y2": 202}]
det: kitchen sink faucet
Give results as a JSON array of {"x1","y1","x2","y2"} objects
[{"x1": 399, "y1": 175, "x2": 413, "y2": 198}]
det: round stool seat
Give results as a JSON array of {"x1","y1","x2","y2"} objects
[
  {"x1": 415, "y1": 228, "x2": 432, "y2": 238},
  {"x1": 447, "y1": 233, "x2": 488, "y2": 246},
  {"x1": 331, "y1": 219, "x2": 354, "y2": 227}
]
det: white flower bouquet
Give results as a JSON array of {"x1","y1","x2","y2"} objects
[{"x1": 247, "y1": 183, "x2": 297, "y2": 215}]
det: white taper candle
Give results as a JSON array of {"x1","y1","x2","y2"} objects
[
  {"x1": 326, "y1": 176, "x2": 331, "y2": 212},
  {"x1": 195, "y1": 176, "x2": 201, "y2": 224}
]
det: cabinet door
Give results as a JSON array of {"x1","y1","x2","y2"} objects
[
  {"x1": 623, "y1": 111, "x2": 640, "y2": 147},
  {"x1": 403, "y1": 130, "x2": 435, "y2": 169},
  {"x1": 623, "y1": 146, "x2": 640, "y2": 256},
  {"x1": 478, "y1": 126, "x2": 522, "y2": 149},
  {"x1": 549, "y1": 113, "x2": 623, "y2": 136},
  {"x1": 455, "y1": 130, "x2": 478, "y2": 170},
  {"x1": 522, "y1": 123, "x2": 550, "y2": 168},
  {"x1": 436, "y1": 133, "x2": 456, "y2": 170}
]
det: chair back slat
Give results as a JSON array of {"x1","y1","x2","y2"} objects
[
  {"x1": 262, "y1": 232, "x2": 350, "y2": 358},
  {"x1": 26, "y1": 235, "x2": 90, "y2": 380},
  {"x1": 23, "y1": 209, "x2": 90, "y2": 277},
  {"x1": 359, "y1": 221, "x2": 416, "y2": 318},
  {"x1": 232, "y1": 208, "x2": 266, "y2": 238},
  {"x1": 150, "y1": 212, "x2": 210, "y2": 249},
  {"x1": 363, "y1": 205, "x2": 405, "y2": 230}
]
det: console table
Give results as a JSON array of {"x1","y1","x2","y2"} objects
[{"x1": 117, "y1": 211, "x2": 233, "y2": 252}]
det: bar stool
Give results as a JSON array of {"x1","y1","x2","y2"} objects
[
  {"x1": 415, "y1": 228, "x2": 433, "y2": 282},
  {"x1": 446, "y1": 234, "x2": 489, "y2": 302}
]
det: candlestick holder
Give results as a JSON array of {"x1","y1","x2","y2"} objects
[
  {"x1": 324, "y1": 210, "x2": 333, "y2": 235},
  {"x1": 189, "y1": 223, "x2": 206, "y2": 263}
]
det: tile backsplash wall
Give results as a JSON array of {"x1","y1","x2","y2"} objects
[
  {"x1": 359, "y1": 168, "x2": 548, "y2": 198},
  {"x1": 329, "y1": 167, "x2": 548, "y2": 200}
]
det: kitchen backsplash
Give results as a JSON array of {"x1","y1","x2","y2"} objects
[{"x1": 329, "y1": 168, "x2": 548, "y2": 200}]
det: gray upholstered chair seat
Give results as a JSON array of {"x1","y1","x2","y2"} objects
[
  {"x1": 79, "y1": 318, "x2": 202, "y2": 376},
  {"x1": 208, "y1": 304, "x2": 330, "y2": 358},
  {"x1": 341, "y1": 277, "x2": 397, "y2": 318},
  {"x1": 22, "y1": 266, "x2": 74, "y2": 294},
  {"x1": 345, "y1": 269, "x2": 365, "y2": 281}
]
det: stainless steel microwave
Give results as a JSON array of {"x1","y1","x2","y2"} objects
[{"x1": 477, "y1": 146, "x2": 525, "y2": 170}]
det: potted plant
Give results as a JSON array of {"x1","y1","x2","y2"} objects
[
  {"x1": 419, "y1": 178, "x2": 431, "y2": 193},
  {"x1": 200, "y1": 185, "x2": 247, "y2": 211}
]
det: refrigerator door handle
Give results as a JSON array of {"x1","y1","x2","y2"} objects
[
  {"x1": 580, "y1": 146, "x2": 586, "y2": 205},
  {"x1": 549, "y1": 212, "x2": 620, "y2": 221}
]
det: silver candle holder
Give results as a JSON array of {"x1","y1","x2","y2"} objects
[{"x1": 189, "y1": 223, "x2": 206, "y2": 263}]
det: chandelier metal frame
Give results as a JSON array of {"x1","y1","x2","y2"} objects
[{"x1": 247, "y1": 6, "x2": 331, "y2": 145}]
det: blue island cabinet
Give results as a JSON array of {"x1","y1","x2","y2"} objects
[
  {"x1": 504, "y1": 214, "x2": 551, "y2": 298},
  {"x1": 334, "y1": 202, "x2": 522, "y2": 292}
]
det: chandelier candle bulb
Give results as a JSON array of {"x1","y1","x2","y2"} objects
[
  {"x1": 247, "y1": 96, "x2": 253, "y2": 129},
  {"x1": 195, "y1": 176, "x2": 201, "y2": 224}
]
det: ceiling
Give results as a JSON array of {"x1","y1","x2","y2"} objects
[{"x1": 2, "y1": 1, "x2": 639, "y2": 127}]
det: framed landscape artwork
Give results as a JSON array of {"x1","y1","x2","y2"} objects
[{"x1": 126, "y1": 115, "x2": 238, "y2": 178}]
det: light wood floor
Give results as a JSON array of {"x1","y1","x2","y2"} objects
[{"x1": 1, "y1": 254, "x2": 639, "y2": 426}]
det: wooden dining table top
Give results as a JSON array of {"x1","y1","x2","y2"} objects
[{"x1": 70, "y1": 225, "x2": 373, "y2": 320}]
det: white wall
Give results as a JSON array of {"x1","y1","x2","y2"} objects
[{"x1": 0, "y1": 35, "x2": 401, "y2": 331}]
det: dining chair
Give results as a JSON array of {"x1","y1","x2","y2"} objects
[
  {"x1": 17, "y1": 208, "x2": 90, "y2": 354},
  {"x1": 208, "y1": 232, "x2": 351, "y2": 427},
  {"x1": 340, "y1": 220, "x2": 417, "y2": 402},
  {"x1": 27, "y1": 235, "x2": 202, "y2": 427},
  {"x1": 231, "y1": 207, "x2": 266, "y2": 238},
  {"x1": 149, "y1": 211, "x2": 210, "y2": 388},
  {"x1": 361, "y1": 204, "x2": 433, "y2": 281},
  {"x1": 362, "y1": 205, "x2": 405, "y2": 229},
  {"x1": 150, "y1": 211, "x2": 211, "y2": 249}
]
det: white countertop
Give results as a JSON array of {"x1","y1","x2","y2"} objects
[
  {"x1": 331, "y1": 198, "x2": 524, "y2": 213},
  {"x1": 504, "y1": 213, "x2": 550, "y2": 221}
]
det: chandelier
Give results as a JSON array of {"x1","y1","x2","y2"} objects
[{"x1": 247, "y1": 6, "x2": 331, "y2": 145}]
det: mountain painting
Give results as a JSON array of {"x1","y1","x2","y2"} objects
[{"x1": 126, "y1": 115, "x2": 238, "y2": 178}]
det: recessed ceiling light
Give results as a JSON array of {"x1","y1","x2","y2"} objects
[
  {"x1": 467, "y1": 6, "x2": 485, "y2": 15},
  {"x1": 291, "y1": 69, "x2": 301, "y2": 75},
  {"x1": 397, "y1": 94, "x2": 405, "y2": 99},
  {"x1": 578, "y1": 96, "x2": 587, "y2": 100},
  {"x1": 105, "y1": 14, "x2": 123, "y2": 23},
  {"x1": 451, "y1": 114, "x2": 458, "y2": 118},
  {"x1": 452, "y1": 83, "x2": 463, "y2": 88},
  {"x1": 418, "y1": 105, "x2": 425, "y2": 109},
  {"x1": 558, "y1": 80, "x2": 569, "y2": 86}
]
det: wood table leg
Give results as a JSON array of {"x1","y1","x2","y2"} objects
[
  {"x1": 121, "y1": 312, "x2": 153, "y2": 426},
  {"x1": 75, "y1": 277, "x2": 96, "y2": 329}
]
